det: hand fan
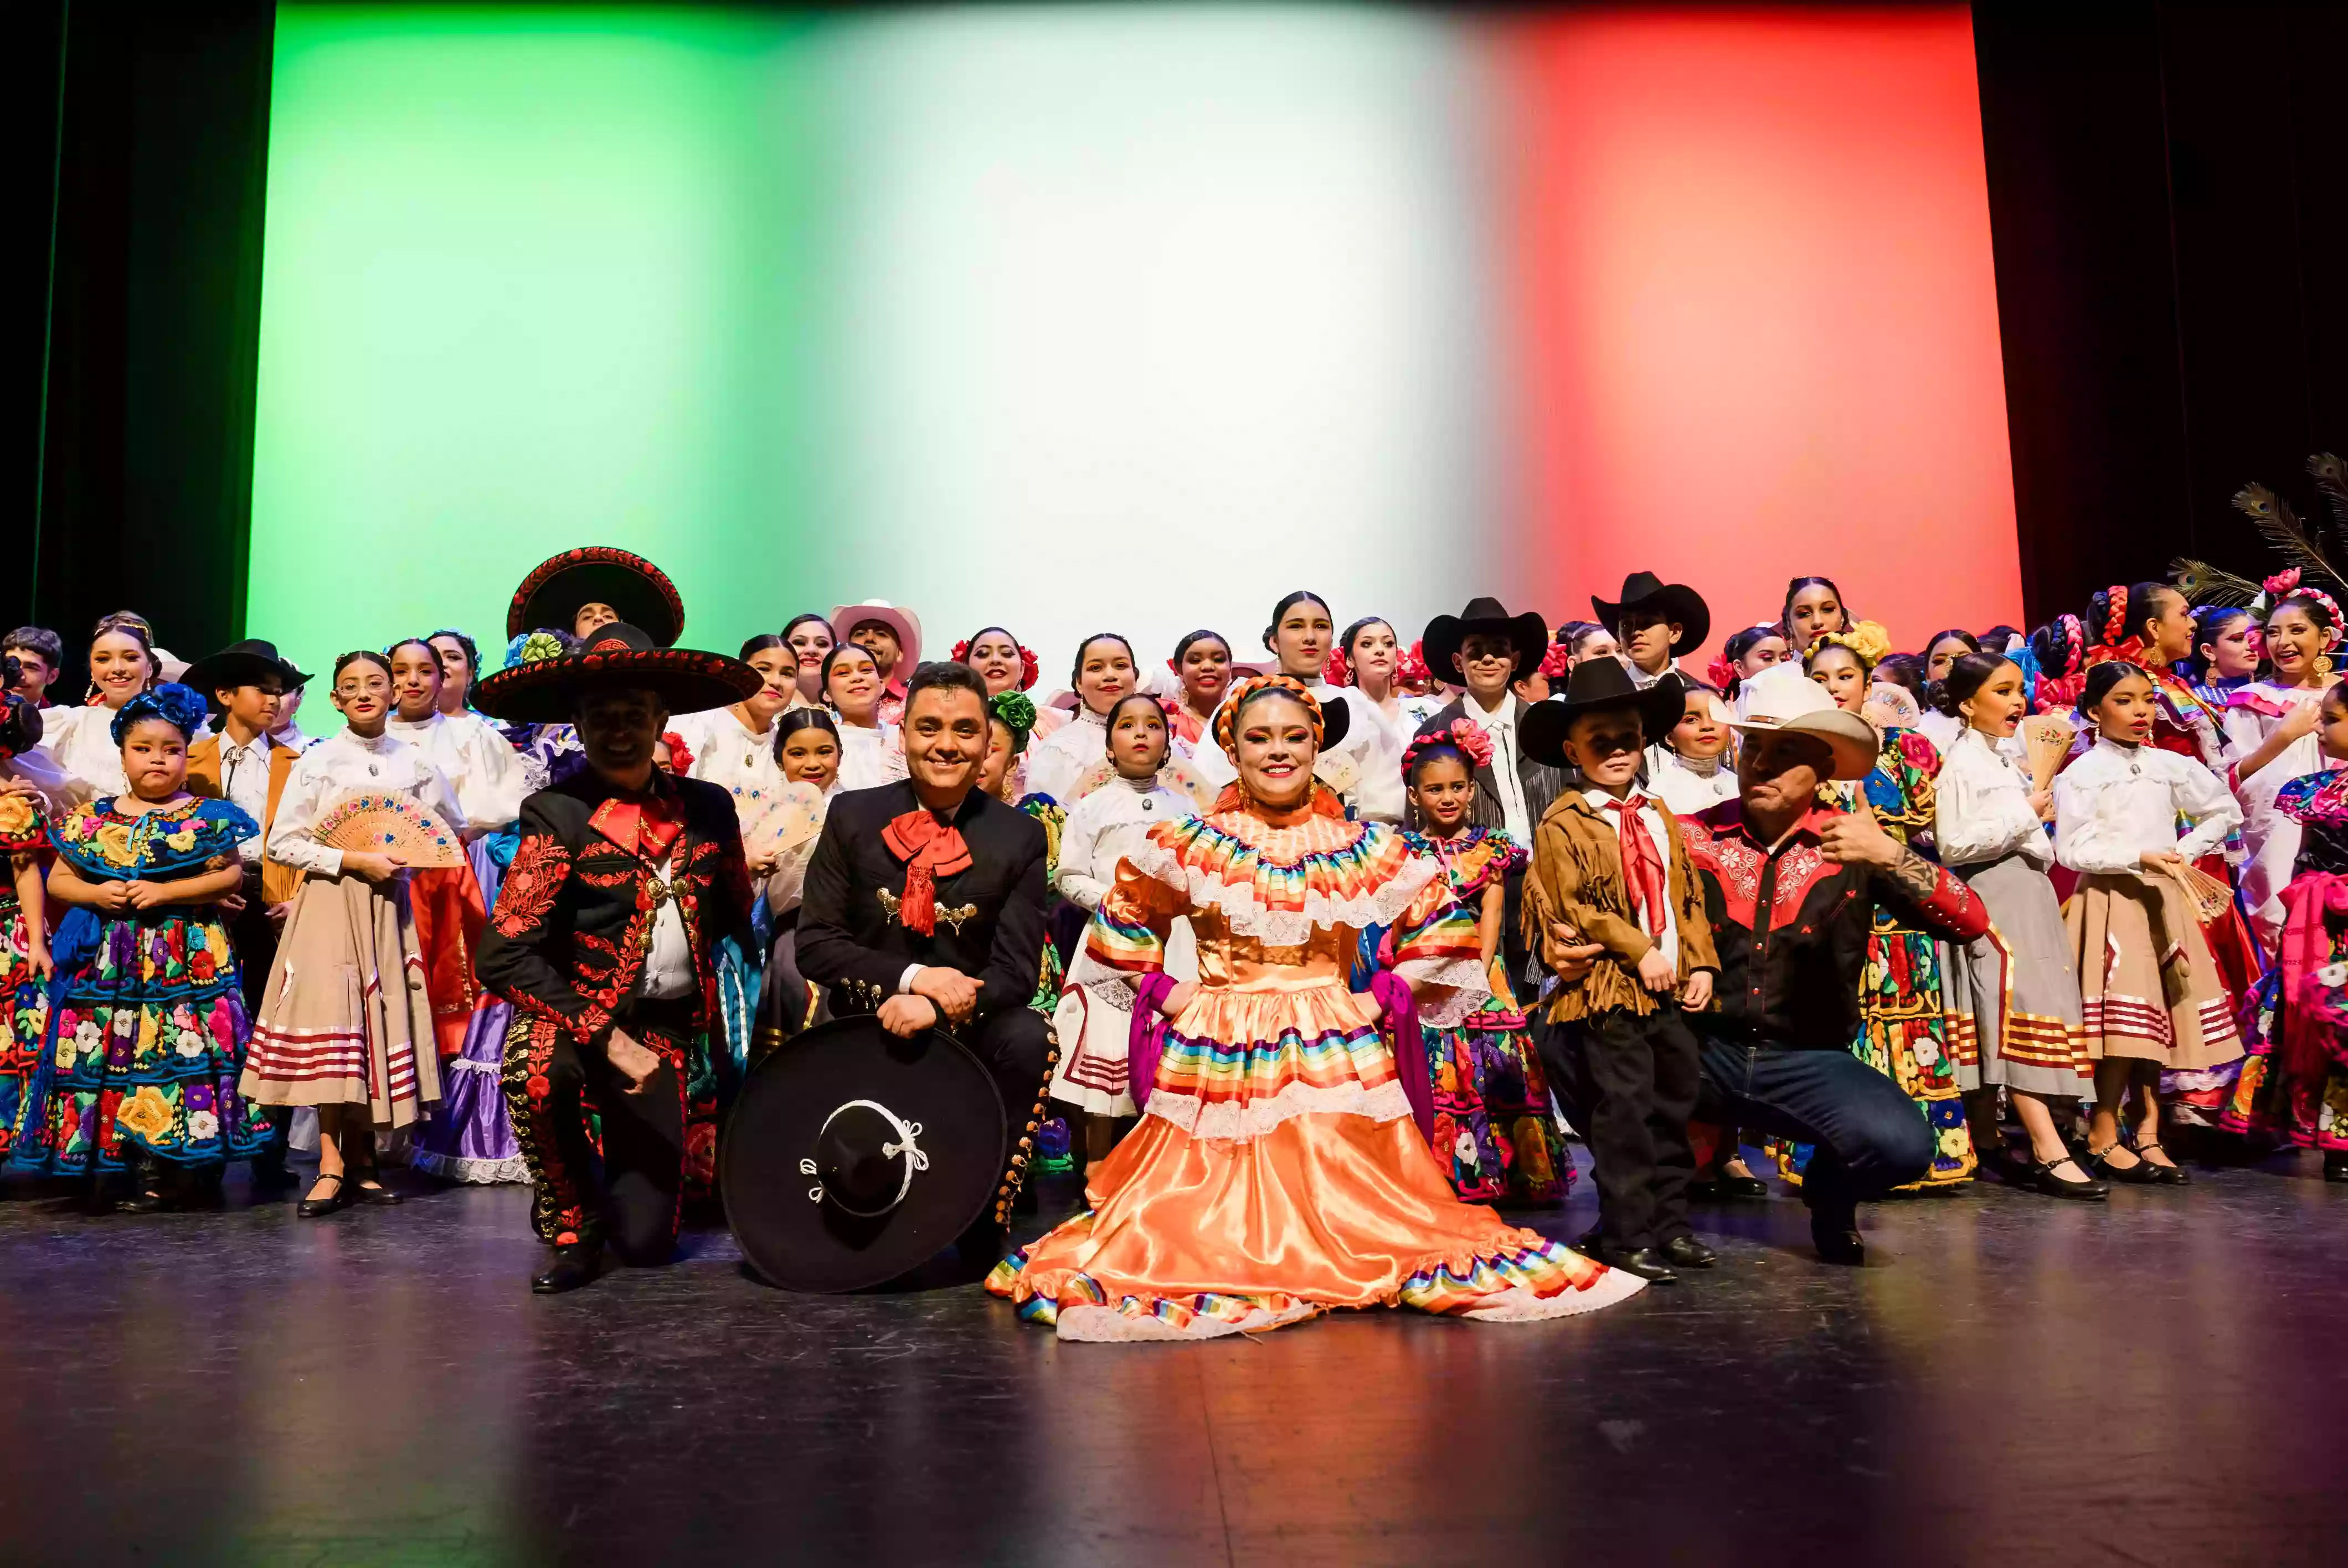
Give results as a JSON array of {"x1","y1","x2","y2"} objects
[
  {"x1": 1862, "y1": 683, "x2": 1922, "y2": 733},
  {"x1": 314, "y1": 792, "x2": 465, "y2": 867},
  {"x1": 739, "y1": 780, "x2": 827, "y2": 865},
  {"x1": 2020, "y1": 713, "x2": 2077, "y2": 796},
  {"x1": 2157, "y1": 858, "x2": 2235, "y2": 923}
]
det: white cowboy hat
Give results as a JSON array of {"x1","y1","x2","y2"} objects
[
  {"x1": 1729, "y1": 664, "x2": 1878, "y2": 781},
  {"x1": 829, "y1": 600, "x2": 923, "y2": 672}
]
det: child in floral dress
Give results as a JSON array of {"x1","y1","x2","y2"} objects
[
  {"x1": 1396, "y1": 725, "x2": 1570, "y2": 1204},
  {"x1": 7, "y1": 684, "x2": 266, "y2": 1208},
  {"x1": 0, "y1": 786, "x2": 50, "y2": 1160}
]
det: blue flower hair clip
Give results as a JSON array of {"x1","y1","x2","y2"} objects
[{"x1": 111, "y1": 681, "x2": 210, "y2": 746}]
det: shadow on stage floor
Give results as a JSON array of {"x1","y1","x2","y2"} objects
[{"x1": 0, "y1": 1143, "x2": 2340, "y2": 1567}]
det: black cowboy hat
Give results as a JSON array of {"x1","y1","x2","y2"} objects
[
  {"x1": 508, "y1": 546, "x2": 685, "y2": 648},
  {"x1": 1520, "y1": 661, "x2": 1687, "y2": 770},
  {"x1": 180, "y1": 638, "x2": 311, "y2": 697},
  {"x1": 1590, "y1": 571, "x2": 1711, "y2": 654},
  {"x1": 470, "y1": 621, "x2": 760, "y2": 725},
  {"x1": 1420, "y1": 597, "x2": 1551, "y2": 684},
  {"x1": 722, "y1": 1014, "x2": 1007, "y2": 1293}
]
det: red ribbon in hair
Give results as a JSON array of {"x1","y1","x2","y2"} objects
[
  {"x1": 2102, "y1": 584, "x2": 2129, "y2": 648},
  {"x1": 881, "y1": 811, "x2": 972, "y2": 935}
]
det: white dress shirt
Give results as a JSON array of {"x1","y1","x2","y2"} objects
[
  {"x1": 2053, "y1": 737, "x2": 2241, "y2": 876},
  {"x1": 1346, "y1": 693, "x2": 1413, "y2": 824},
  {"x1": 386, "y1": 709, "x2": 527, "y2": 836},
  {"x1": 266, "y1": 729, "x2": 467, "y2": 880},
  {"x1": 215, "y1": 729, "x2": 276, "y2": 860},
  {"x1": 636, "y1": 851, "x2": 696, "y2": 999},
  {"x1": 1584, "y1": 786, "x2": 1679, "y2": 964},
  {"x1": 1468, "y1": 693, "x2": 1531, "y2": 844},
  {"x1": 1935, "y1": 727, "x2": 2052, "y2": 868}
]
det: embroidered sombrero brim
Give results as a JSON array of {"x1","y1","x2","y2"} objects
[
  {"x1": 722, "y1": 1015, "x2": 1006, "y2": 1294},
  {"x1": 471, "y1": 646, "x2": 760, "y2": 725},
  {"x1": 508, "y1": 547, "x2": 685, "y2": 647}
]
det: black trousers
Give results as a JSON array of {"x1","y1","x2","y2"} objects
[
  {"x1": 961, "y1": 1005, "x2": 1054, "y2": 1176},
  {"x1": 505, "y1": 995, "x2": 694, "y2": 1261},
  {"x1": 1540, "y1": 1008, "x2": 1702, "y2": 1251},
  {"x1": 231, "y1": 866, "x2": 294, "y2": 1173}
]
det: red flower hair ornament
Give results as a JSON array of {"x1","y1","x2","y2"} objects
[
  {"x1": 1400, "y1": 720, "x2": 1492, "y2": 781},
  {"x1": 1537, "y1": 641, "x2": 1572, "y2": 680},
  {"x1": 951, "y1": 635, "x2": 1040, "y2": 692},
  {"x1": 658, "y1": 731, "x2": 694, "y2": 774}
]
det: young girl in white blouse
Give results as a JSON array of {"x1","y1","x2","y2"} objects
[
  {"x1": 385, "y1": 637, "x2": 528, "y2": 837},
  {"x1": 1647, "y1": 683, "x2": 1739, "y2": 819},
  {"x1": 1934, "y1": 652, "x2": 2100, "y2": 1198},
  {"x1": 821, "y1": 643, "x2": 904, "y2": 792},
  {"x1": 34, "y1": 611, "x2": 159, "y2": 804},
  {"x1": 241, "y1": 651, "x2": 465, "y2": 1216},
  {"x1": 1024, "y1": 633, "x2": 1139, "y2": 805},
  {"x1": 2056, "y1": 661, "x2": 2245, "y2": 1187},
  {"x1": 670, "y1": 634, "x2": 796, "y2": 876},
  {"x1": 1048, "y1": 694, "x2": 1202, "y2": 1173}
]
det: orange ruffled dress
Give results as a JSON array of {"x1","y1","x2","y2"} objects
[{"x1": 987, "y1": 797, "x2": 1644, "y2": 1340}]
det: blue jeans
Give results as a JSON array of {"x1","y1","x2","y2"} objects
[{"x1": 1693, "y1": 1030, "x2": 1935, "y2": 1222}]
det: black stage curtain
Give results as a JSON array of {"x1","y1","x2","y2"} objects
[
  {"x1": 1975, "y1": 1, "x2": 2348, "y2": 625},
  {"x1": 15, "y1": 0, "x2": 274, "y2": 670},
  {"x1": 9, "y1": 4, "x2": 2347, "y2": 653}
]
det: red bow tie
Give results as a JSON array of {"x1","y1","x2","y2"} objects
[
  {"x1": 883, "y1": 810, "x2": 972, "y2": 936},
  {"x1": 589, "y1": 790, "x2": 684, "y2": 863}
]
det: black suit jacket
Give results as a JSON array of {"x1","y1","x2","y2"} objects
[
  {"x1": 475, "y1": 770, "x2": 754, "y2": 1051},
  {"x1": 796, "y1": 781, "x2": 1049, "y2": 1023},
  {"x1": 1412, "y1": 695, "x2": 1569, "y2": 838}
]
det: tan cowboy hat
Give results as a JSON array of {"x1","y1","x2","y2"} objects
[
  {"x1": 830, "y1": 600, "x2": 923, "y2": 670},
  {"x1": 1728, "y1": 664, "x2": 1878, "y2": 781}
]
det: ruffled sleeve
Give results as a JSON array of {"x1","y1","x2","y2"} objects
[
  {"x1": 1081, "y1": 848, "x2": 1190, "y2": 977},
  {"x1": 0, "y1": 791, "x2": 43, "y2": 855},
  {"x1": 1388, "y1": 867, "x2": 1489, "y2": 1020}
]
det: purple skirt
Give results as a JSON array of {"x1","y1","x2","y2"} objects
[{"x1": 409, "y1": 838, "x2": 528, "y2": 1183}]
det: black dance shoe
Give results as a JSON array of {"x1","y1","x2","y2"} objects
[
  {"x1": 1660, "y1": 1235, "x2": 1718, "y2": 1270},
  {"x1": 2026, "y1": 1153, "x2": 2108, "y2": 1200},
  {"x1": 1809, "y1": 1209, "x2": 1866, "y2": 1266},
  {"x1": 531, "y1": 1242, "x2": 606, "y2": 1294},
  {"x1": 1712, "y1": 1168, "x2": 1771, "y2": 1200},
  {"x1": 1593, "y1": 1244, "x2": 1678, "y2": 1284},
  {"x1": 296, "y1": 1173, "x2": 353, "y2": 1218},
  {"x1": 2326, "y1": 1152, "x2": 2348, "y2": 1184},
  {"x1": 347, "y1": 1168, "x2": 405, "y2": 1206},
  {"x1": 2088, "y1": 1143, "x2": 2163, "y2": 1185},
  {"x1": 2128, "y1": 1139, "x2": 2190, "y2": 1185}
]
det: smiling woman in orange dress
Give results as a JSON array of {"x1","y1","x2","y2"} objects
[{"x1": 987, "y1": 675, "x2": 1644, "y2": 1340}]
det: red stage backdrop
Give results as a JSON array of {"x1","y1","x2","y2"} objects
[{"x1": 1491, "y1": 7, "x2": 2020, "y2": 654}]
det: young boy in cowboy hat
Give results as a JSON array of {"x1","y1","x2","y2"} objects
[
  {"x1": 1593, "y1": 572, "x2": 1711, "y2": 691},
  {"x1": 1520, "y1": 659, "x2": 1721, "y2": 1284}
]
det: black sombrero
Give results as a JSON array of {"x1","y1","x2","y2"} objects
[
  {"x1": 471, "y1": 621, "x2": 761, "y2": 725},
  {"x1": 1591, "y1": 571, "x2": 1711, "y2": 655},
  {"x1": 722, "y1": 1014, "x2": 1007, "y2": 1293},
  {"x1": 1421, "y1": 597, "x2": 1551, "y2": 684},
  {"x1": 508, "y1": 547, "x2": 685, "y2": 647},
  {"x1": 1519, "y1": 659, "x2": 1687, "y2": 769},
  {"x1": 180, "y1": 638, "x2": 311, "y2": 697}
]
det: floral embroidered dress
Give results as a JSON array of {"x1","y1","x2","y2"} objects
[
  {"x1": 0, "y1": 792, "x2": 51, "y2": 1159},
  {"x1": 2223, "y1": 769, "x2": 2348, "y2": 1154},
  {"x1": 1780, "y1": 727, "x2": 1974, "y2": 1186},
  {"x1": 987, "y1": 795, "x2": 1642, "y2": 1340},
  {"x1": 1397, "y1": 826, "x2": 1569, "y2": 1204},
  {"x1": 8, "y1": 796, "x2": 268, "y2": 1174}
]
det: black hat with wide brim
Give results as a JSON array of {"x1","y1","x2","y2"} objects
[
  {"x1": 1519, "y1": 662, "x2": 1688, "y2": 770},
  {"x1": 508, "y1": 546, "x2": 686, "y2": 647},
  {"x1": 722, "y1": 1014, "x2": 1007, "y2": 1293},
  {"x1": 1591, "y1": 572, "x2": 1712, "y2": 655},
  {"x1": 471, "y1": 622, "x2": 761, "y2": 725},
  {"x1": 1420, "y1": 597, "x2": 1552, "y2": 684},
  {"x1": 180, "y1": 638, "x2": 311, "y2": 696}
]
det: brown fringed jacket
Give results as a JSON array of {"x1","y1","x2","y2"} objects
[{"x1": 1522, "y1": 790, "x2": 1718, "y2": 1022}]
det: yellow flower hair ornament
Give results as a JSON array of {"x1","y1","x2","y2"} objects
[{"x1": 1809, "y1": 619, "x2": 1892, "y2": 673}]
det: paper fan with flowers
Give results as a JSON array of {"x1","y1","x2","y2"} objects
[
  {"x1": 314, "y1": 792, "x2": 466, "y2": 867},
  {"x1": 738, "y1": 780, "x2": 827, "y2": 865}
]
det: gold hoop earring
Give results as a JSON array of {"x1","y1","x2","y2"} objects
[{"x1": 2318, "y1": 654, "x2": 2336, "y2": 679}]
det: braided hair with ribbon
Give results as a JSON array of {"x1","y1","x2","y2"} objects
[{"x1": 1213, "y1": 674, "x2": 1345, "y2": 817}]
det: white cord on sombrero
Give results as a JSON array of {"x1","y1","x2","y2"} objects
[{"x1": 802, "y1": 1101, "x2": 929, "y2": 1212}]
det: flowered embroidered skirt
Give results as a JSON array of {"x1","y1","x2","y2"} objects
[
  {"x1": 2222, "y1": 880, "x2": 2348, "y2": 1153},
  {"x1": 8, "y1": 906, "x2": 266, "y2": 1173},
  {"x1": 0, "y1": 893, "x2": 50, "y2": 1163},
  {"x1": 1424, "y1": 994, "x2": 1571, "y2": 1205}
]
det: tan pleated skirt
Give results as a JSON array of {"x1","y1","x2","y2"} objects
[
  {"x1": 2063, "y1": 872, "x2": 2243, "y2": 1070},
  {"x1": 241, "y1": 874, "x2": 442, "y2": 1128}
]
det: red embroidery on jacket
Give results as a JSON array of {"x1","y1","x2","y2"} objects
[{"x1": 494, "y1": 834, "x2": 570, "y2": 938}]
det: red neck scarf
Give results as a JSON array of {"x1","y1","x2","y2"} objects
[
  {"x1": 1602, "y1": 794, "x2": 1669, "y2": 935},
  {"x1": 589, "y1": 781, "x2": 684, "y2": 864},
  {"x1": 882, "y1": 809, "x2": 972, "y2": 935}
]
